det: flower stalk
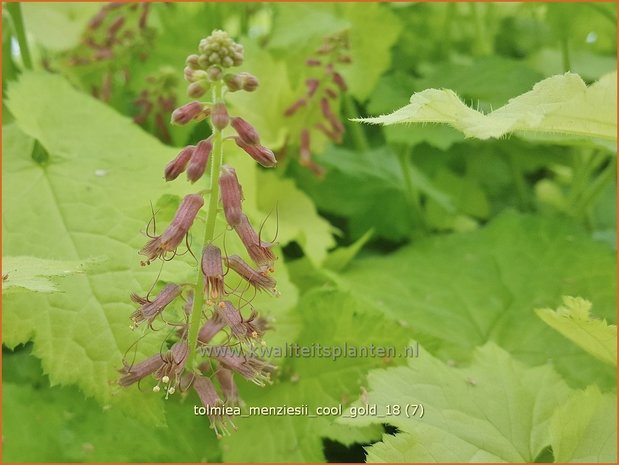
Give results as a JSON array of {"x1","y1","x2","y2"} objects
[{"x1": 186, "y1": 80, "x2": 224, "y2": 371}]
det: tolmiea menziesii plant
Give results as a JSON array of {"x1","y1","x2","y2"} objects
[{"x1": 119, "y1": 30, "x2": 278, "y2": 438}]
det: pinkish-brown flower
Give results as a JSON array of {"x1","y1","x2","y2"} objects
[
  {"x1": 171, "y1": 101, "x2": 205, "y2": 125},
  {"x1": 141, "y1": 194, "x2": 204, "y2": 263},
  {"x1": 231, "y1": 117, "x2": 260, "y2": 145},
  {"x1": 193, "y1": 375, "x2": 236, "y2": 437},
  {"x1": 164, "y1": 145, "x2": 194, "y2": 181},
  {"x1": 216, "y1": 368, "x2": 242, "y2": 406},
  {"x1": 216, "y1": 300, "x2": 260, "y2": 342},
  {"x1": 119, "y1": 341, "x2": 188, "y2": 392},
  {"x1": 202, "y1": 244, "x2": 224, "y2": 300},
  {"x1": 232, "y1": 214, "x2": 277, "y2": 270},
  {"x1": 219, "y1": 164, "x2": 243, "y2": 226},
  {"x1": 233, "y1": 138, "x2": 277, "y2": 168},
  {"x1": 214, "y1": 347, "x2": 275, "y2": 386},
  {"x1": 198, "y1": 315, "x2": 226, "y2": 344},
  {"x1": 187, "y1": 137, "x2": 213, "y2": 183},
  {"x1": 130, "y1": 283, "x2": 182, "y2": 328},
  {"x1": 225, "y1": 255, "x2": 278, "y2": 296},
  {"x1": 118, "y1": 353, "x2": 163, "y2": 387}
]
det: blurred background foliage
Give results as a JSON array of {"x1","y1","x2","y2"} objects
[{"x1": 2, "y1": 2, "x2": 616, "y2": 462}]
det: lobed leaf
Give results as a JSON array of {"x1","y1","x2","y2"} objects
[
  {"x1": 338, "y1": 212, "x2": 617, "y2": 389},
  {"x1": 357, "y1": 72, "x2": 617, "y2": 142},
  {"x1": 342, "y1": 343, "x2": 573, "y2": 462},
  {"x1": 536, "y1": 296, "x2": 617, "y2": 366},
  {"x1": 550, "y1": 386, "x2": 617, "y2": 463}
]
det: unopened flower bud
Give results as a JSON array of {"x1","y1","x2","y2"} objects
[
  {"x1": 171, "y1": 101, "x2": 203, "y2": 125},
  {"x1": 187, "y1": 81, "x2": 208, "y2": 98},
  {"x1": 207, "y1": 66, "x2": 223, "y2": 81},
  {"x1": 211, "y1": 103, "x2": 229, "y2": 130},
  {"x1": 184, "y1": 66, "x2": 194, "y2": 82},
  {"x1": 234, "y1": 138, "x2": 277, "y2": 168},
  {"x1": 239, "y1": 72, "x2": 259, "y2": 92},
  {"x1": 219, "y1": 164, "x2": 243, "y2": 226},
  {"x1": 187, "y1": 137, "x2": 213, "y2": 183},
  {"x1": 231, "y1": 117, "x2": 260, "y2": 145},
  {"x1": 186, "y1": 54, "x2": 200, "y2": 69},
  {"x1": 224, "y1": 73, "x2": 242, "y2": 92},
  {"x1": 306, "y1": 58, "x2": 321, "y2": 67},
  {"x1": 198, "y1": 54, "x2": 209, "y2": 68},
  {"x1": 164, "y1": 145, "x2": 194, "y2": 181},
  {"x1": 337, "y1": 55, "x2": 352, "y2": 64}
]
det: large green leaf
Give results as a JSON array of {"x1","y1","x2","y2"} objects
[
  {"x1": 3, "y1": 72, "x2": 181, "y2": 423},
  {"x1": 338, "y1": 212, "x2": 617, "y2": 389},
  {"x1": 343, "y1": 343, "x2": 573, "y2": 463},
  {"x1": 358, "y1": 72, "x2": 617, "y2": 142},
  {"x1": 536, "y1": 296, "x2": 617, "y2": 366},
  {"x1": 220, "y1": 289, "x2": 412, "y2": 462},
  {"x1": 550, "y1": 386, "x2": 617, "y2": 463}
]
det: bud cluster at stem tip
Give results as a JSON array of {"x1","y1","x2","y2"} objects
[{"x1": 183, "y1": 29, "x2": 259, "y2": 98}]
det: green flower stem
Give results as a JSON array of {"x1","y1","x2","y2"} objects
[
  {"x1": 343, "y1": 94, "x2": 369, "y2": 152},
  {"x1": 186, "y1": 81, "x2": 224, "y2": 370},
  {"x1": 560, "y1": 37, "x2": 571, "y2": 72},
  {"x1": 398, "y1": 147, "x2": 427, "y2": 234},
  {"x1": 6, "y1": 3, "x2": 32, "y2": 70},
  {"x1": 573, "y1": 155, "x2": 615, "y2": 219}
]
